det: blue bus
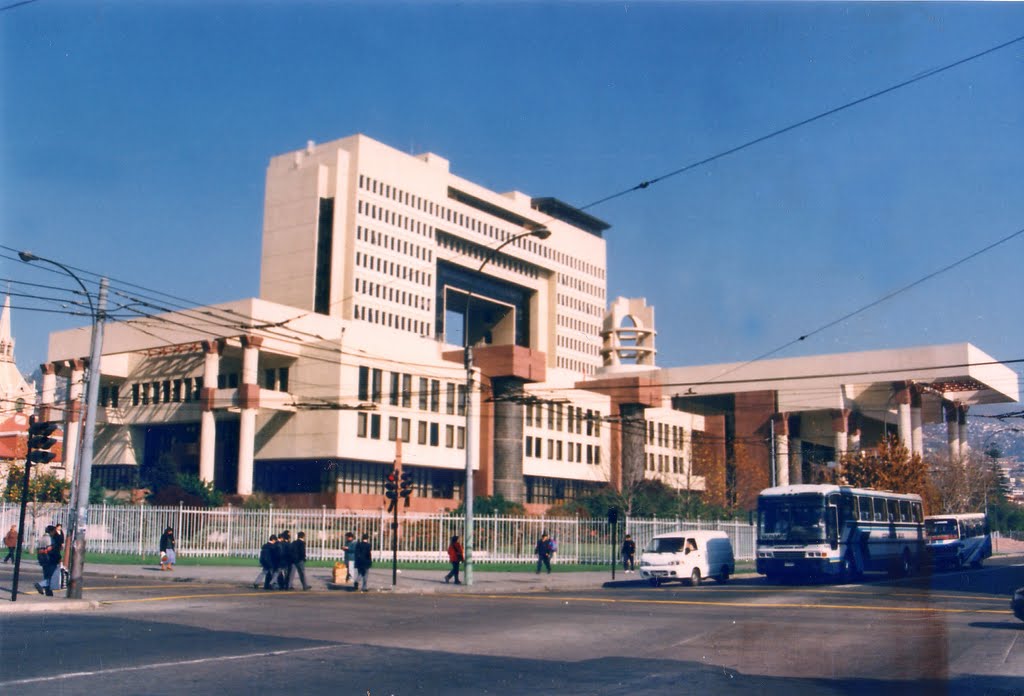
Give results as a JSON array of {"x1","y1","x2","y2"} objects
[
  {"x1": 756, "y1": 484, "x2": 925, "y2": 581},
  {"x1": 924, "y1": 513, "x2": 991, "y2": 570}
]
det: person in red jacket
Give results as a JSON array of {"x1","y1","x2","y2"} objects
[{"x1": 444, "y1": 535, "x2": 464, "y2": 585}]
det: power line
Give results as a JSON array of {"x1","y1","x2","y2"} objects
[{"x1": 579, "y1": 32, "x2": 1024, "y2": 212}]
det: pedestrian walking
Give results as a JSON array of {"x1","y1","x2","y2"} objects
[
  {"x1": 549, "y1": 535, "x2": 559, "y2": 565},
  {"x1": 3, "y1": 524, "x2": 17, "y2": 563},
  {"x1": 535, "y1": 532, "x2": 553, "y2": 575},
  {"x1": 353, "y1": 533, "x2": 372, "y2": 592},
  {"x1": 621, "y1": 534, "x2": 636, "y2": 573},
  {"x1": 159, "y1": 526, "x2": 176, "y2": 571},
  {"x1": 51, "y1": 523, "x2": 67, "y2": 589},
  {"x1": 444, "y1": 535, "x2": 464, "y2": 584},
  {"x1": 34, "y1": 525, "x2": 58, "y2": 596},
  {"x1": 277, "y1": 530, "x2": 293, "y2": 589},
  {"x1": 257, "y1": 534, "x2": 278, "y2": 590},
  {"x1": 342, "y1": 532, "x2": 356, "y2": 585},
  {"x1": 291, "y1": 531, "x2": 312, "y2": 590}
]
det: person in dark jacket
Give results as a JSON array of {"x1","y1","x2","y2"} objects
[
  {"x1": 34, "y1": 525, "x2": 58, "y2": 596},
  {"x1": 51, "y1": 523, "x2": 66, "y2": 589},
  {"x1": 3, "y1": 524, "x2": 18, "y2": 563},
  {"x1": 277, "y1": 531, "x2": 293, "y2": 589},
  {"x1": 291, "y1": 531, "x2": 311, "y2": 591},
  {"x1": 258, "y1": 535, "x2": 278, "y2": 590},
  {"x1": 535, "y1": 532, "x2": 553, "y2": 575},
  {"x1": 159, "y1": 527, "x2": 176, "y2": 571},
  {"x1": 621, "y1": 534, "x2": 637, "y2": 573},
  {"x1": 444, "y1": 535, "x2": 464, "y2": 584},
  {"x1": 353, "y1": 533, "x2": 372, "y2": 592}
]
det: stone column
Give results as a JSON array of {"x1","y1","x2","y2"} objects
[
  {"x1": 910, "y1": 386, "x2": 923, "y2": 456},
  {"x1": 237, "y1": 335, "x2": 263, "y2": 495},
  {"x1": 39, "y1": 363, "x2": 57, "y2": 423},
  {"x1": 958, "y1": 404, "x2": 970, "y2": 460},
  {"x1": 62, "y1": 360, "x2": 85, "y2": 481},
  {"x1": 894, "y1": 382, "x2": 913, "y2": 451},
  {"x1": 788, "y1": 415, "x2": 803, "y2": 485},
  {"x1": 199, "y1": 339, "x2": 223, "y2": 485},
  {"x1": 773, "y1": 413, "x2": 789, "y2": 487},
  {"x1": 832, "y1": 408, "x2": 850, "y2": 458},
  {"x1": 848, "y1": 412, "x2": 862, "y2": 452},
  {"x1": 620, "y1": 403, "x2": 647, "y2": 489},
  {"x1": 944, "y1": 401, "x2": 961, "y2": 464},
  {"x1": 491, "y1": 377, "x2": 526, "y2": 503}
]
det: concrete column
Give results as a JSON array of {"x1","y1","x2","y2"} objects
[
  {"x1": 39, "y1": 363, "x2": 57, "y2": 423},
  {"x1": 491, "y1": 377, "x2": 526, "y2": 503},
  {"x1": 237, "y1": 335, "x2": 263, "y2": 495},
  {"x1": 619, "y1": 403, "x2": 647, "y2": 490},
  {"x1": 848, "y1": 412, "x2": 862, "y2": 452},
  {"x1": 788, "y1": 415, "x2": 802, "y2": 485},
  {"x1": 958, "y1": 404, "x2": 970, "y2": 460},
  {"x1": 199, "y1": 339, "x2": 223, "y2": 485},
  {"x1": 832, "y1": 408, "x2": 850, "y2": 459},
  {"x1": 62, "y1": 360, "x2": 85, "y2": 481},
  {"x1": 910, "y1": 387, "x2": 923, "y2": 456},
  {"x1": 944, "y1": 402, "x2": 961, "y2": 464},
  {"x1": 773, "y1": 413, "x2": 789, "y2": 487},
  {"x1": 894, "y1": 383, "x2": 912, "y2": 451}
]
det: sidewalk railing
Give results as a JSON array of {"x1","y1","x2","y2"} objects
[{"x1": 0, "y1": 501, "x2": 755, "y2": 564}]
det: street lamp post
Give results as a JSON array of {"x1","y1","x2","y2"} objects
[
  {"x1": 463, "y1": 226, "x2": 550, "y2": 586},
  {"x1": 19, "y1": 251, "x2": 108, "y2": 600}
]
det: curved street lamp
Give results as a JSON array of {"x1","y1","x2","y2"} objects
[
  {"x1": 19, "y1": 251, "x2": 108, "y2": 599},
  {"x1": 463, "y1": 225, "x2": 551, "y2": 585}
]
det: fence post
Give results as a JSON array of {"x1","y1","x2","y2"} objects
[
  {"x1": 226, "y1": 504, "x2": 233, "y2": 557},
  {"x1": 320, "y1": 505, "x2": 327, "y2": 562},
  {"x1": 137, "y1": 503, "x2": 145, "y2": 557}
]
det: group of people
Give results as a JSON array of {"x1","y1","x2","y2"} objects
[
  {"x1": 34, "y1": 523, "x2": 67, "y2": 596},
  {"x1": 257, "y1": 530, "x2": 312, "y2": 591},
  {"x1": 534, "y1": 532, "x2": 559, "y2": 574}
]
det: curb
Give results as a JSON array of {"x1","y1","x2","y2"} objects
[{"x1": 0, "y1": 599, "x2": 100, "y2": 614}]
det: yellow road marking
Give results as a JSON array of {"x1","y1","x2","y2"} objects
[
  {"x1": 86, "y1": 583, "x2": 238, "y2": 591},
  {"x1": 692, "y1": 585, "x2": 1009, "y2": 603},
  {"x1": 102, "y1": 590, "x2": 299, "y2": 604},
  {"x1": 455, "y1": 593, "x2": 1011, "y2": 616}
]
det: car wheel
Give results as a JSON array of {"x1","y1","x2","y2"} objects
[{"x1": 689, "y1": 568, "x2": 701, "y2": 587}]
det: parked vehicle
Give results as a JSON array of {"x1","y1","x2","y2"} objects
[
  {"x1": 756, "y1": 484, "x2": 925, "y2": 581},
  {"x1": 639, "y1": 530, "x2": 735, "y2": 586},
  {"x1": 1012, "y1": 587, "x2": 1024, "y2": 622},
  {"x1": 924, "y1": 513, "x2": 991, "y2": 569}
]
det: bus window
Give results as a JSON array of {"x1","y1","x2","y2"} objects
[
  {"x1": 859, "y1": 497, "x2": 872, "y2": 521},
  {"x1": 899, "y1": 501, "x2": 910, "y2": 522},
  {"x1": 912, "y1": 502, "x2": 923, "y2": 523},
  {"x1": 873, "y1": 499, "x2": 885, "y2": 522},
  {"x1": 887, "y1": 500, "x2": 898, "y2": 522},
  {"x1": 839, "y1": 495, "x2": 855, "y2": 524}
]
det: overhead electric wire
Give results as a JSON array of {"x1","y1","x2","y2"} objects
[{"x1": 578, "y1": 32, "x2": 1024, "y2": 212}]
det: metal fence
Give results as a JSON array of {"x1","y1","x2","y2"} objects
[{"x1": 0, "y1": 502, "x2": 755, "y2": 564}]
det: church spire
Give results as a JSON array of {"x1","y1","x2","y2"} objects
[{"x1": 0, "y1": 294, "x2": 13, "y2": 363}]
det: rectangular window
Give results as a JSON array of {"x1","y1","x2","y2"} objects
[
  {"x1": 418, "y1": 421, "x2": 427, "y2": 445},
  {"x1": 184, "y1": 378, "x2": 193, "y2": 402},
  {"x1": 371, "y1": 369, "x2": 382, "y2": 403},
  {"x1": 314, "y1": 197, "x2": 334, "y2": 314},
  {"x1": 172, "y1": 379, "x2": 182, "y2": 402},
  {"x1": 457, "y1": 385, "x2": 466, "y2": 416},
  {"x1": 457, "y1": 426, "x2": 465, "y2": 449},
  {"x1": 264, "y1": 368, "x2": 276, "y2": 390},
  {"x1": 547, "y1": 439, "x2": 554, "y2": 459},
  {"x1": 389, "y1": 372, "x2": 400, "y2": 406},
  {"x1": 525, "y1": 436, "x2": 533, "y2": 457},
  {"x1": 419, "y1": 378, "x2": 428, "y2": 410},
  {"x1": 278, "y1": 367, "x2": 289, "y2": 392},
  {"x1": 388, "y1": 417, "x2": 398, "y2": 441},
  {"x1": 357, "y1": 413, "x2": 368, "y2": 437},
  {"x1": 194, "y1": 376, "x2": 203, "y2": 399},
  {"x1": 401, "y1": 374, "x2": 412, "y2": 408},
  {"x1": 430, "y1": 422, "x2": 439, "y2": 447},
  {"x1": 370, "y1": 414, "x2": 381, "y2": 439},
  {"x1": 556, "y1": 441, "x2": 563, "y2": 460},
  {"x1": 567, "y1": 441, "x2": 574, "y2": 462},
  {"x1": 430, "y1": 380, "x2": 440, "y2": 412},
  {"x1": 446, "y1": 424, "x2": 454, "y2": 448},
  {"x1": 534, "y1": 438, "x2": 542, "y2": 458},
  {"x1": 401, "y1": 418, "x2": 411, "y2": 443},
  {"x1": 594, "y1": 446, "x2": 600, "y2": 465},
  {"x1": 446, "y1": 383, "x2": 456, "y2": 414},
  {"x1": 358, "y1": 366, "x2": 369, "y2": 401},
  {"x1": 547, "y1": 406, "x2": 555, "y2": 429},
  {"x1": 525, "y1": 406, "x2": 533, "y2": 427}
]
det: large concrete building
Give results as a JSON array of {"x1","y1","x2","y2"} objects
[{"x1": 40, "y1": 134, "x2": 1019, "y2": 512}]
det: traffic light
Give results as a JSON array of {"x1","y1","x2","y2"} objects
[
  {"x1": 27, "y1": 419, "x2": 59, "y2": 465},
  {"x1": 384, "y1": 469, "x2": 399, "y2": 512},
  {"x1": 399, "y1": 470, "x2": 414, "y2": 507},
  {"x1": 607, "y1": 507, "x2": 619, "y2": 526}
]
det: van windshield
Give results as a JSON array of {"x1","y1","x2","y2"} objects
[{"x1": 645, "y1": 538, "x2": 685, "y2": 553}]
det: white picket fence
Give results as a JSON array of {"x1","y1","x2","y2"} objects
[{"x1": 0, "y1": 501, "x2": 756, "y2": 564}]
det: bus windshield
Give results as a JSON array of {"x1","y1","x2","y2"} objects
[
  {"x1": 925, "y1": 519, "x2": 958, "y2": 539},
  {"x1": 758, "y1": 496, "x2": 827, "y2": 543}
]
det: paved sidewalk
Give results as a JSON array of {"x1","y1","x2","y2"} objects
[{"x1": 0, "y1": 561, "x2": 661, "y2": 614}]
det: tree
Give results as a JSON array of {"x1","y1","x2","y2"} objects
[
  {"x1": 834, "y1": 436, "x2": 932, "y2": 501},
  {"x1": 928, "y1": 452, "x2": 1000, "y2": 515},
  {"x1": 2, "y1": 465, "x2": 70, "y2": 503},
  {"x1": 452, "y1": 494, "x2": 526, "y2": 517}
]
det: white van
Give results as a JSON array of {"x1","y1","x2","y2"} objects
[{"x1": 639, "y1": 530, "x2": 735, "y2": 586}]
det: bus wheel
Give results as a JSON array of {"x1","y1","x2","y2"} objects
[{"x1": 689, "y1": 568, "x2": 701, "y2": 587}]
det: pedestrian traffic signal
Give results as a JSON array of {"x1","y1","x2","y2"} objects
[
  {"x1": 26, "y1": 419, "x2": 58, "y2": 465},
  {"x1": 399, "y1": 470, "x2": 414, "y2": 507}
]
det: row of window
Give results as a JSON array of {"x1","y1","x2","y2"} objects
[
  {"x1": 524, "y1": 402, "x2": 602, "y2": 436},
  {"x1": 103, "y1": 367, "x2": 292, "y2": 408},
  {"x1": 357, "y1": 199, "x2": 435, "y2": 240},
  {"x1": 356, "y1": 224, "x2": 433, "y2": 262},
  {"x1": 524, "y1": 436, "x2": 602, "y2": 465},
  {"x1": 556, "y1": 289, "x2": 604, "y2": 319},
  {"x1": 648, "y1": 422, "x2": 687, "y2": 449},
  {"x1": 556, "y1": 334, "x2": 600, "y2": 357},
  {"x1": 357, "y1": 367, "x2": 466, "y2": 415},
  {"x1": 356, "y1": 413, "x2": 466, "y2": 450},
  {"x1": 525, "y1": 475, "x2": 592, "y2": 504},
  {"x1": 437, "y1": 232, "x2": 540, "y2": 280},
  {"x1": 333, "y1": 460, "x2": 462, "y2": 500},
  {"x1": 356, "y1": 278, "x2": 431, "y2": 313},
  {"x1": 647, "y1": 453, "x2": 687, "y2": 475},
  {"x1": 353, "y1": 305, "x2": 431, "y2": 335},
  {"x1": 355, "y1": 251, "x2": 433, "y2": 288},
  {"x1": 557, "y1": 314, "x2": 601, "y2": 341},
  {"x1": 557, "y1": 357, "x2": 597, "y2": 375}
]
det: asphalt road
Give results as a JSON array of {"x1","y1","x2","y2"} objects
[{"x1": 2, "y1": 559, "x2": 1022, "y2": 696}]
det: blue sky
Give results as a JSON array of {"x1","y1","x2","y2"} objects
[{"x1": 1, "y1": 1, "x2": 1022, "y2": 403}]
